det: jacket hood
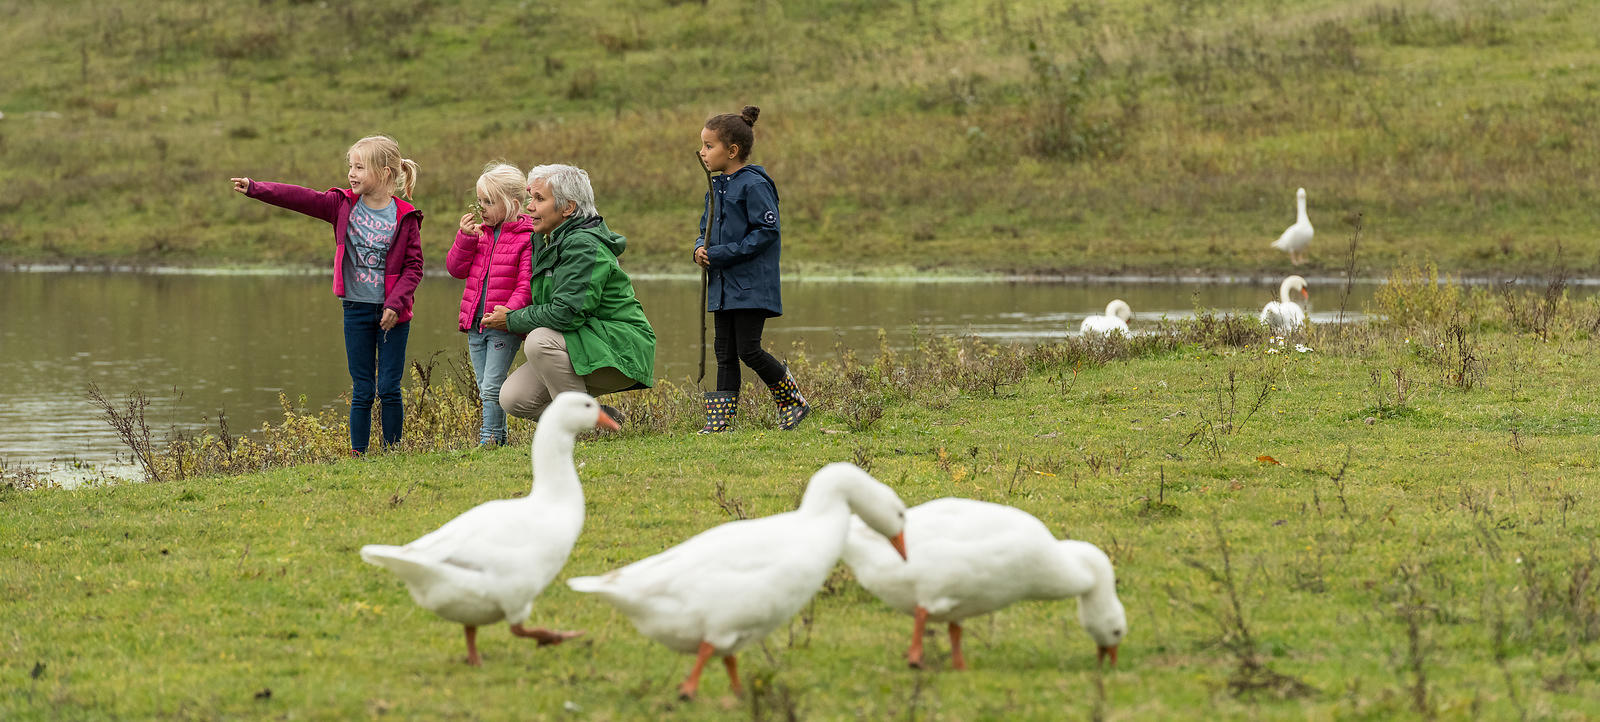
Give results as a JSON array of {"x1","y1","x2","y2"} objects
[
  {"x1": 728, "y1": 165, "x2": 779, "y2": 201},
  {"x1": 556, "y1": 215, "x2": 627, "y2": 257},
  {"x1": 334, "y1": 188, "x2": 422, "y2": 220}
]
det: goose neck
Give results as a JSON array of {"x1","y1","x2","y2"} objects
[
  {"x1": 1045, "y1": 540, "x2": 1111, "y2": 599},
  {"x1": 529, "y1": 429, "x2": 583, "y2": 502},
  {"x1": 798, "y1": 476, "x2": 851, "y2": 519}
]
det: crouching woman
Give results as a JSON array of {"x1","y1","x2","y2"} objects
[{"x1": 482, "y1": 164, "x2": 655, "y2": 423}]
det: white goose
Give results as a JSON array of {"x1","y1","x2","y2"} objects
[
  {"x1": 359, "y1": 392, "x2": 617, "y2": 666},
  {"x1": 1260, "y1": 275, "x2": 1309, "y2": 334},
  {"x1": 843, "y1": 498, "x2": 1126, "y2": 670},
  {"x1": 1079, "y1": 299, "x2": 1132, "y2": 337},
  {"x1": 568, "y1": 463, "x2": 908, "y2": 700},
  {"x1": 1270, "y1": 187, "x2": 1314, "y2": 265}
]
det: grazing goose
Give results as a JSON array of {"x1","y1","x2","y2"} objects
[
  {"x1": 843, "y1": 497, "x2": 1126, "y2": 670},
  {"x1": 568, "y1": 463, "x2": 908, "y2": 700},
  {"x1": 1079, "y1": 299, "x2": 1132, "y2": 337},
  {"x1": 1260, "y1": 275, "x2": 1309, "y2": 334},
  {"x1": 1270, "y1": 187, "x2": 1314, "y2": 265},
  {"x1": 359, "y1": 392, "x2": 617, "y2": 665}
]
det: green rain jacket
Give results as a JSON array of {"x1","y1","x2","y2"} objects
[{"x1": 505, "y1": 216, "x2": 655, "y2": 389}]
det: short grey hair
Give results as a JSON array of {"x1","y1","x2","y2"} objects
[{"x1": 526, "y1": 164, "x2": 598, "y2": 219}]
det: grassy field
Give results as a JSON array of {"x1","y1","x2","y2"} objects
[
  {"x1": 2, "y1": 0, "x2": 1599, "y2": 276},
  {"x1": 5, "y1": 282, "x2": 1600, "y2": 720}
]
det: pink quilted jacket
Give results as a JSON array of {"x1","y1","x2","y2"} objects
[
  {"x1": 446, "y1": 215, "x2": 535, "y2": 333},
  {"x1": 245, "y1": 180, "x2": 425, "y2": 323}
]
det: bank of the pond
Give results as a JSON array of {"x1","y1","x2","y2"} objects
[
  {"x1": 10, "y1": 258, "x2": 1600, "y2": 288},
  {"x1": 5, "y1": 316, "x2": 1600, "y2": 719},
  {"x1": 2, "y1": 266, "x2": 1401, "y2": 482}
]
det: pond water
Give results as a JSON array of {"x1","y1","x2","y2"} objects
[{"x1": 0, "y1": 269, "x2": 1379, "y2": 482}]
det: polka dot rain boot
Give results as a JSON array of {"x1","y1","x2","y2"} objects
[
  {"x1": 698, "y1": 391, "x2": 737, "y2": 434},
  {"x1": 767, "y1": 368, "x2": 810, "y2": 431}
]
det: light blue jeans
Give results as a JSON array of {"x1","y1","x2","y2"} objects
[{"x1": 467, "y1": 327, "x2": 520, "y2": 445}]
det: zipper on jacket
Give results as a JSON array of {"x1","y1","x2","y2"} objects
[{"x1": 474, "y1": 226, "x2": 500, "y2": 333}]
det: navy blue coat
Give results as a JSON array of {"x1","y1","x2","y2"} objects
[{"x1": 695, "y1": 164, "x2": 782, "y2": 316}]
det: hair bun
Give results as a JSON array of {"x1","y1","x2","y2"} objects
[{"x1": 740, "y1": 106, "x2": 761, "y2": 126}]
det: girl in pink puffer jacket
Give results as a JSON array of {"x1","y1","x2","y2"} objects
[{"x1": 446, "y1": 162, "x2": 534, "y2": 446}]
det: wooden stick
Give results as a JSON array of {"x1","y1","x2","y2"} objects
[{"x1": 695, "y1": 151, "x2": 719, "y2": 386}]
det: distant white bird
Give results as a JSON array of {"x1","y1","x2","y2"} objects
[
  {"x1": 1271, "y1": 187, "x2": 1314, "y2": 265},
  {"x1": 1260, "y1": 275, "x2": 1309, "y2": 333},
  {"x1": 568, "y1": 463, "x2": 908, "y2": 700},
  {"x1": 843, "y1": 498, "x2": 1127, "y2": 670},
  {"x1": 1079, "y1": 299, "x2": 1132, "y2": 337},
  {"x1": 360, "y1": 392, "x2": 618, "y2": 666}
]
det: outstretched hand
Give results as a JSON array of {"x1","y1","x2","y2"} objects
[
  {"x1": 230, "y1": 177, "x2": 251, "y2": 194},
  {"x1": 482, "y1": 305, "x2": 510, "y2": 331}
]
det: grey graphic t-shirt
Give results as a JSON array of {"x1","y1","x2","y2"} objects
[{"x1": 342, "y1": 199, "x2": 397, "y2": 304}]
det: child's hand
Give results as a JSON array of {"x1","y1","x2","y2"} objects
[
  {"x1": 231, "y1": 177, "x2": 251, "y2": 194},
  {"x1": 693, "y1": 246, "x2": 710, "y2": 268},
  {"x1": 459, "y1": 213, "x2": 482, "y2": 236},
  {"x1": 380, "y1": 308, "x2": 399, "y2": 331},
  {"x1": 482, "y1": 306, "x2": 510, "y2": 331}
]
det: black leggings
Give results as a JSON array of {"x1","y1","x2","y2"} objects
[{"x1": 714, "y1": 309, "x2": 785, "y2": 393}]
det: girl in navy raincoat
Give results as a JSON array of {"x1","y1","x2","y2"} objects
[{"x1": 693, "y1": 106, "x2": 809, "y2": 433}]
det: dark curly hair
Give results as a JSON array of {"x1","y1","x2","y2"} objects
[{"x1": 704, "y1": 106, "x2": 761, "y2": 162}]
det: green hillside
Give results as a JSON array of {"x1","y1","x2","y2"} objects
[{"x1": 2, "y1": 0, "x2": 1597, "y2": 276}]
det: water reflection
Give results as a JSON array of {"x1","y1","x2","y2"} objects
[{"x1": 1, "y1": 270, "x2": 1383, "y2": 480}]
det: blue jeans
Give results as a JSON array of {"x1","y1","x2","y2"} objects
[
  {"x1": 466, "y1": 327, "x2": 520, "y2": 445},
  {"x1": 342, "y1": 301, "x2": 409, "y2": 453}
]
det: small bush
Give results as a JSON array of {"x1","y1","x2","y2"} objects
[
  {"x1": 1022, "y1": 41, "x2": 1140, "y2": 161},
  {"x1": 1373, "y1": 263, "x2": 1464, "y2": 329},
  {"x1": 566, "y1": 67, "x2": 599, "y2": 100}
]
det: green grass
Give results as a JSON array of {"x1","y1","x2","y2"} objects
[
  {"x1": 3, "y1": 0, "x2": 1600, "y2": 276},
  {"x1": 6, "y1": 314, "x2": 1600, "y2": 719}
]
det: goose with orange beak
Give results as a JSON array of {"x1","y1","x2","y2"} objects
[
  {"x1": 568, "y1": 462, "x2": 908, "y2": 700},
  {"x1": 843, "y1": 498, "x2": 1126, "y2": 670},
  {"x1": 1260, "y1": 275, "x2": 1310, "y2": 334},
  {"x1": 360, "y1": 392, "x2": 615, "y2": 665}
]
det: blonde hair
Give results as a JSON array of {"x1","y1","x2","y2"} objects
[
  {"x1": 475, "y1": 162, "x2": 528, "y2": 225},
  {"x1": 348, "y1": 135, "x2": 419, "y2": 199}
]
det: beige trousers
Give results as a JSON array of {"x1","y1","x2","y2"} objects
[{"x1": 500, "y1": 327, "x2": 636, "y2": 421}]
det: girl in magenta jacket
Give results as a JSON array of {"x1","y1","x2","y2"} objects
[
  {"x1": 447, "y1": 162, "x2": 534, "y2": 447},
  {"x1": 231, "y1": 134, "x2": 425, "y2": 455}
]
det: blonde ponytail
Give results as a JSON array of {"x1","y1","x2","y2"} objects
[{"x1": 396, "y1": 157, "x2": 419, "y2": 199}]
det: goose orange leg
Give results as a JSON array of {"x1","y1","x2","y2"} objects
[
  {"x1": 510, "y1": 623, "x2": 583, "y2": 646},
  {"x1": 907, "y1": 605, "x2": 929, "y2": 669},
  {"x1": 678, "y1": 641, "x2": 717, "y2": 700},
  {"x1": 723, "y1": 654, "x2": 743, "y2": 697},
  {"x1": 463, "y1": 625, "x2": 482, "y2": 666},
  {"x1": 948, "y1": 622, "x2": 967, "y2": 670}
]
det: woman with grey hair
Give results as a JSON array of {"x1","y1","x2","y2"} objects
[{"x1": 482, "y1": 164, "x2": 655, "y2": 424}]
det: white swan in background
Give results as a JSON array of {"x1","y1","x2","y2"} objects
[
  {"x1": 360, "y1": 392, "x2": 618, "y2": 666},
  {"x1": 1260, "y1": 275, "x2": 1309, "y2": 333},
  {"x1": 1079, "y1": 299, "x2": 1132, "y2": 337},
  {"x1": 1270, "y1": 187, "x2": 1314, "y2": 265},
  {"x1": 843, "y1": 498, "x2": 1126, "y2": 670},
  {"x1": 568, "y1": 463, "x2": 908, "y2": 700}
]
